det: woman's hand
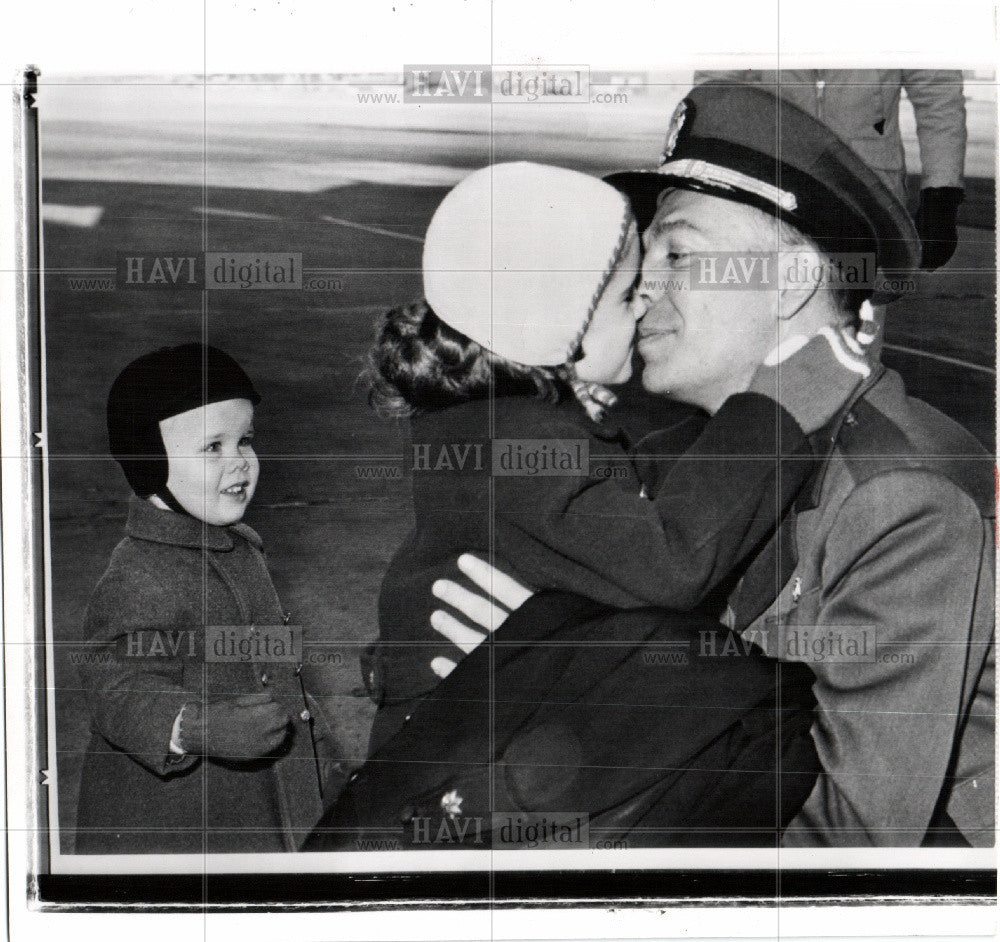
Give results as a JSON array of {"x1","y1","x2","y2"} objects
[{"x1": 429, "y1": 554, "x2": 535, "y2": 679}]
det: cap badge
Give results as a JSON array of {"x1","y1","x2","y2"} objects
[{"x1": 660, "y1": 100, "x2": 688, "y2": 162}]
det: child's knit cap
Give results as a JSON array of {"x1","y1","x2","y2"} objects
[
  {"x1": 107, "y1": 343, "x2": 260, "y2": 500},
  {"x1": 422, "y1": 162, "x2": 635, "y2": 367}
]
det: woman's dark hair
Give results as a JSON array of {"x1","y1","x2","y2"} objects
[{"x1": 361, "y1": 299, "x2": 568, "y2": 418}]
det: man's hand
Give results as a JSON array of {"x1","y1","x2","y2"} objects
[{"x1": 429, "y1": 554, "x2": 535, "y2": 679}]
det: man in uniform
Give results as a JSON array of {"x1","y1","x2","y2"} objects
[{"x1": 605, "y1": 81, "x2": 992, "y2": 845}]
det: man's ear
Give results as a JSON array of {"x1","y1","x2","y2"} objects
[{"x1": 776, "y1": 241, "x2": 823, "y2": 322}]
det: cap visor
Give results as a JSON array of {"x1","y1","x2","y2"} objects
[{"x1": 603, "y1": 170, "x2": 679, "y2": 233}]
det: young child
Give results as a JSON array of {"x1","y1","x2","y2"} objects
[
  {"x1": 75, "y1": 343, "x2": 340, "y2": 854},
  {"x1": 361, "y1": 161, "x2": 872, "y2": 753}
]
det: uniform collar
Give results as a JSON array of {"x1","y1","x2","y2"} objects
[
  {"x1": 125, "y1": 496, "x2": 264, "y2": 551},
  {"x1": 799, "y1": 362, "x2": 888, "y2": 510}
]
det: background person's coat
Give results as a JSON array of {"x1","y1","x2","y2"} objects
[
  {"x1": 74, "y1": 498, "x2": 337, "y2": 853},
  {"x1": 693, "y1": 70, "x2": 967, "y2": 202}
]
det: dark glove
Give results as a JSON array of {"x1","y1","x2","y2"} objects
[
  {"x1": 178, "y1": 693, "x2": 291, "y2": 761},
  {"x1": 914, "y1": 187, "x2": 963, "y2": 270}
]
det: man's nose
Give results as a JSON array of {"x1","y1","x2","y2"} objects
[{"x1": 637, "y1": 250, "x2": 669, "y2": 303}]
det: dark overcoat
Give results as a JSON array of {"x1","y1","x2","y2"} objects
[
  {"x1": 306, "y1": 594, "x2": 820, "y2": 851},
  {"x1": 367, "y1": 391, "x2": 811, "y2": 752},
  {"x1": 75, "y1": 498, "x2": 336, "y2": 854}
]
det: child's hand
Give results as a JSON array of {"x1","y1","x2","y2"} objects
[
  {"x1": 749, "y1": 327, "x2": 871, "y2": 434},
  {"x1": 179, "y1": 692, "x2": 291, "y2": 761}
]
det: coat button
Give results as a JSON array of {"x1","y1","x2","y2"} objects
[
  {"x1": 260, "y1": 672, "x2": 269, "y2": 685},
  {"x1": 299, "y1": 709, "x2": 311, "y2": 722},
  {"x1": 250, "y1": 626, "x2": 259, "y2": 636},
  {"x1": 844, "y1": 411, "x2": 857, "y2": 426},
  {"x1": 400, "y1": 804, "x2": 415, "y2": 824},
  {"x1": 403, "y1": 713, "x2": 412, "y2": 724},
  {"x1": 283, "y1": 612, "x2": 291, "y2": 625},
  {"x1": 294, "y1": 663, "x2": 302, "y2": 676}
]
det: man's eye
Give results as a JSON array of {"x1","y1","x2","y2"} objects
[
  {"x1": 239, "y1": 436, "x2": 254, "y2": 447},
  {"x1": 668, "y1": 251, "x2": 690, "y2": 265},
  {"x1": 203, "y1": 442, "x2": 221, "y2": 453}
]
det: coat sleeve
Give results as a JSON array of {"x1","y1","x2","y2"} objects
[
  {"x1": 781, "y1": 470, "x2": 987, "y2": 846},
  {"x1": 901, "y1": 70, "x2": 967, "y2": 189},
  {"x1": 77, "y1": 551, "x2": 200, "y2": 777},
  {"x1": 497, "y1": 392, "x2": 813, "y2": 610}
]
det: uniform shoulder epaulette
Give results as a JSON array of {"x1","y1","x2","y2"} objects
[{"x1": 836, "y1": 397, "x2": 995, "y2": 518}]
